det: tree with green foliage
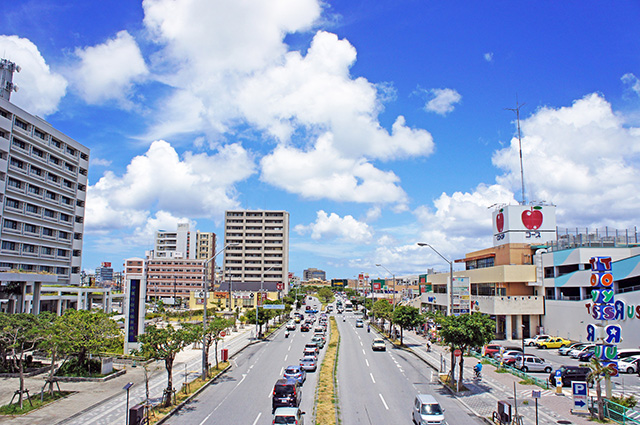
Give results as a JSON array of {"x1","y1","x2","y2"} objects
[
  {"x1": 372, "y1": 299, "x2": 393, "y2": 333},
  {"x1": 35, "y1": 312, "x2": 66, "y2": 397},
  {"x1": 587, "y1": 357, "x2": 616, "y2": 421},
  {"x1": 439, "y1": 313, "x2": 495, "y2": 384},
  {"x1": 391, "y1": 306, "x2": 423, "y2": 345},
  {"x1": 242, "y1": 307, "x2": 270, "y2": 337},
  {"x1": 0, "y1": 313, "x2": 44, "y2": 408},
  {"x1": 203, "y1": 316, "x2": 234, "y2": 369},
  {"x1": 57, "y1": 309, "x2": 121, "y2": 375},
  {"x1": 317, "y1": 287, "x2": 334, "y2": 304},
  {"x1": 135, "y1": 323, "x2": 198, "y2": 407}
]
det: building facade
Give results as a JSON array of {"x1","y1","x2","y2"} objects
[
  {"x1": 223, "y1": 210, "x2": 290, "y2": 291},
  {"x1": 0, "y1": 59, "x2": 89, "y2": 285},
  {"x1": 95, "y1": 261, "x2": 114, "y2": 285},
  {"x1": 303, "y1": 268, "x2": 326, "y2": 282}
]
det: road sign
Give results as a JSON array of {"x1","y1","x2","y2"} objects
[
  {"x1": 220, "y1": 331, "x2": 225, "y2": 337},
  {"x1": 572, "y1": 381, "x2": 588, "y2": 411},
  {"x1": 454, "y1": 349, "x2": 462, "y2": 357},
  {"x1": 262, "y1": 304, "x2": 285, "y2": 310},
  {"x1": 532, "y1": 390, "x2": 541, "y2": 399},
  {"x1": 555, "y1": 369, "x2": 562, "y2": 377}
]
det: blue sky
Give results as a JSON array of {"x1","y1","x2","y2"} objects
[{"x1": 2, "y1": 0, "x2": 640, "y2": 280}]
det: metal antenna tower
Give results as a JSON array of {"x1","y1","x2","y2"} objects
[{"x1": 505, "y1": 99, "x2": 526, "y2": 204}]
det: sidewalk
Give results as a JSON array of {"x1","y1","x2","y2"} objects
[
  {"x1": 400, "y1": 330, "x2": 595, "y2": 425},
  {"x1": 0, "y1": 324, "x2": 256, "y2": 425}
]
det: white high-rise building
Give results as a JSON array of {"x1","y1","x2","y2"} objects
[
  {"x1": 223, "y1": 210, "x2": 290, "y2": 291},
  {"x1": 0, "y1": 59, "x2": 89, "y2": 285},
  {"x1": 153, "y1": 223, "x2": 215, "y2": 261}
]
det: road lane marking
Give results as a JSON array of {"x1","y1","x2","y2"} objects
[
  {"x1": 252, "y1": 412, "x2": 262, "y2": 425},
  {"x1": 379, "y1": 393, "x2": 389, "y2": 410},
  {"x1": 362, "y1": 349, "x2": 366, "y2": 355},
  {"x1": 360, "y1": 340, "x2": 363, "y2": 346},
  {"x1": 370, "y1": 373, "x2": 376, "y2": 383},
  {"x1": 365, "y1": 359, "x2": 369, "y2": 367},
  {"x1": 284, "y1": 354, "x2": 288, "y2": 362}
]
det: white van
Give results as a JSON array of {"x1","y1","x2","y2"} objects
[{"x1": 412, "y1": 394, "x2": 445, "y2": 425}]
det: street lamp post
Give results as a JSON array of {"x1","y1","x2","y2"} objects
[
  {"x1": 202, "y1": 243, "x2": 238, "y2": 380},
  {"x1": 417, "y1": 243, "x2": 454, "y2": 316},
  {"x1": 258, "y1": 265, "x2": 276, "y2": 338},
  {"x1": 375, "y1": 264, "x2": 396, "y2": 336}
]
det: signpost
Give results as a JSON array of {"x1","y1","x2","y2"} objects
[
  {"x1": 555, "y1": 369, "x2": 563, "y2": 395},
  {"x1": 572, "y1": 381, "x2": 589, "y2": 412},
  {"x1": 453, "y1": 349, "x2": 462, "y2": 357},
  {"x1": 262, "y1": 304, "x2": 285, "y2": 310},
  {"x1": 532, "y1": 390, "x2": 541, "y2": 425}
]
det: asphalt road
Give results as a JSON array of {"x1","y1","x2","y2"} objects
[
  {"x1": 167, "y1": 304, "x2": 325, "y2": 424},
  {"x1": 336, "y1": 312, "x2": 484, "y2": 425}
]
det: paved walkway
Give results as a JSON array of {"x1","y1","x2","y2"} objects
[
  {"x1": 400, "y1": 330, "x2": 602, "y2": 425},
  {"x1": 0, "y1": 324, "x2": 257, "y2": 425}
]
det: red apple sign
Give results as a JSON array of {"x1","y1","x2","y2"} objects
[
  {"x1": 496, "y1": 209, "x2": 504, "y2": 232},
  {"x1": 522, "y1": 207, "x2": 543, "y2": 230}
]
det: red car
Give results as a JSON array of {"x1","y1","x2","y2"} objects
[{"x1": 483, "y1": 344, "x2": 502, "y2": 357}]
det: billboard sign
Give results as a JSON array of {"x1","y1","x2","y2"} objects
[{"x1": 493, "y1": 204, "x2": 556, "y2": 246}]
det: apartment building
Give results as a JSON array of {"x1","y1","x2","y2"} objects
[
  {"x1": 0, "y1": 59, "x2": 89, "y2": 285},
  {"x1": 145, "y1": 258, "x2": 205, "y2": 303},
  {"x1": 303, "y1": 268, "x2": 326, "y2": 282},
  {"x1": 224, "y1": 210, "x2": 290, "y2": 292}
]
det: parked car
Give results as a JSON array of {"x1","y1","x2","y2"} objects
[
  {"x1": 483, "y1": 344, "x2": 502, "y2": 357},
  {"x1": 273, "y1": 407, "x2": 305, "y2": 425},
  {"x1": 524, "y1": 334, "x2": 552, "y2": 347},
  {"x1": 498, "y1": 350, "x2": 524, "y2": 366},
  {"x1": 618, "y1": 356, "x2": 640, "y2": 374},
  {"x1": 283, "y1": 365, "x2": 306, "y2": 384},
  {"x1": 299, "y1": 356, "x2": 317, "y2": 372},
  {"x1": 537, "y1": 337, "x2": 572, "y2": 349},
  {"x1": 371, "y1": 338, "x2": 386, "y2": 351},
  {"x1": 412, "y1": 394, "x2": 446, "y2": 425},
  {"x1": 578, "y1": 350, "x2": 595, "y2": 362},
  {"x1": 570, "y1": 345, "x2": 595, "y2": 359},
  {"x1": 515, "y1": 355, "x2": 553, "y2": 373},
  {"x1": 549, "y1": 366, "x2": 592, "y2": 387},
  {"x1": 272, "y1": 378, "x2": 302, "y2": 412},
  {"x1": 559, "y1": 342, "x2": 586, "y2": 356}
]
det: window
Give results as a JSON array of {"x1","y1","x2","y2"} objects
[
  {"x1": 28, "y1": 185, "x2": 40, "y2": 195},
  {"x1": 9, "y1": 158, "x2": 24, "y2": 169},
  {"x1": 47, "y1": 173, "x2": 59, "y2": 183},
  {"x1": 7, "y1": 178, "x2": 21, "y2": 189},
  {"x1": 23, "y1": 244, "x2": 36, "y2": 253},
  {"x1": 75, "y1": 216, "x2": 84, "y2": 223},
  {"x1": 79, "y1": 167, "x2": 87, "y2": 176},
  {"x1": 74, "y1": 232, "x2": 82, "y2": 240},
  {"x1": 6, "y1": 198, "x2": 20, "y2": 209},
  {"x1": 66, "y1": 146, "x2": 76, "y2": 156},
  {"x1": 49, "y1": 156, "x2": 60, "y2": 166},
  {"x1": 34, "y1": 128, "x2": 46, "y2": 140},
  {"x1": 60, "y1": 213, "x2": 70, "y2": 222},
  {"x1": 80, "y1": 152, "x2": 88, "y2": 161},
  {"x1": 59, "y1": 231, "x2": 69, "y2": 240},
  {"x1": 61, "y1": 196, "x2": 72, "y2": 206},
  {"x1": 73, "y1": 250, "x2": 81, "y2": 257},
  {"x1": 12, "y1": 138, "x2": 26, "y2": 150},
  {"x1": 3, "y1": 219, "x2": 18, "y2": 230},
  {"x1": 42, "y1": 247, "x2": 53, "y2": 255},
  {"x1": 24, "y1": 223, "x2": 37, "y2": 233},
  {"x1": 42, "y1": 228, "x2": 54, "y2": 237},
  {"x1": 14, "y1": 118, "x2": 28, "y2": 131},
  {"x1": 44, "y1": 209, "x2": 56, "y2": 218},
  {"x1": 32, "y1": 147, "x2": 44, "y2": 158},
  {"x1": 56, "y1": 267, "x2": 67, "y2": 275},
  {"x1": 57, "y1": 249, "x2": 68, "y2": 257},
  {"x1": 26, "y1": 204, "x2": 39, "y2": 214},
  {"x1": 64, "y1": 163, "x2": 76, "y2": 173},
  {"x1": 30, "y1": 166, "x2": 42, "y2": 177},
  {"x1": 2, "y1": 241, "x2": 17, "y2": 251},
  {"x1": 45, "y1": 191, "x2": 57, "y2": 201},
  {"x1": 63, "y1": 179, "x2": 74, "y2": 189},
  {"x1": 51, "y1": 138, "x2": 61, "y2": 148}
]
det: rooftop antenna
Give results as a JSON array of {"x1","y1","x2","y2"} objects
[{"x1": 505, "y1": 98, "x2": 526, "y2": 204}]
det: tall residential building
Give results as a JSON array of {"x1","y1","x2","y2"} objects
[
  {"x1": 223, "y1": 210, "x2": 290, "y2": 291},
  {"x1": 0, "y1": 59, "x2": 89, "y2": 285},
  {"x1": 95, "y1": 262, "x2": 114, "y2": 285},
  {"x1": 153, "y1": 223, "x2": 215, "y2": 261}
]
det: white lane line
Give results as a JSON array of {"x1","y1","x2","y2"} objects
[
  {"x1": 280, "y1": 367, "x2": 284, "y2": 376},
  {"x1": 362, "y1": 349, "x2": 366, "y2": 355},
  {"x1": 365, "y1": 359, "x2": 369, "y2": 367},
  {"x1": 252, "y1": 412, "x2": 262, "y2": 425},
  {"x1": 284, "y1": 354, "x2": 288, "y2": 362},
  {"x1": 288, "y1": 345, "x2": 292, "y2": 352},
  {"x1": 370, "y1": 372, "x2": 376, "y2": 383},
  {"x1": 379, "y1": 393, "x2": 389, "y2": 410},
  {"x1": 359, "y1": 340, "x2": 363, "y2": 346}
]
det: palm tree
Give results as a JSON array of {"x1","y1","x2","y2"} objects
[{"x1": 587, "y1": 358, "x2": 614, "y2": 421}]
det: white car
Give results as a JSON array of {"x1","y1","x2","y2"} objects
[
  {"x1": 618, "y1": 355, "x2": 640, "y2": 374},
  {"x1": 570, "y1": 345, "x2": 595, "y2": 359},
  {"x1": 523, "y1": 334, "x2": 551, "y2": 347},
  {"x1": 515, "y1": 355, "x2": 553, "y2": 373}
]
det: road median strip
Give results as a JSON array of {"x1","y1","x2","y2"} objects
[{"x1": 314, "y1": 316, "x2": 339, "y2": 425}]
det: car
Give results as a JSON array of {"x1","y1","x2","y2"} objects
[
  {"x1": 524, "y1": 334, "x2": 552, "y2": 347},
  {"x1": 313, "y1": 333, "x2": 326, "y2": 343},
  {"x1": 515, "y1": 355, "x2": 553, "y2": 373},
  {"x1": 559, "y1": 342, "x2": 587, "y2": 356},
  {"x1": 549, "y1": 366, "x2": 592, "y2": 387},
  {"x1": 618, "y1": 356, "x2": 640, "y2": 374},
  {"x1": 304, "y1": 342, "x2": 319, "y2": 354},
  {"x1": 412, "y1": 394, "x2": 445, "y2": 425},
  {"x1": 283, "y1": 365, "x2": 306, "y2": 384},
  {"x1": 273, "y1": 407, "x2": 305, "y2": 425},
  {"x1": 272, "y1": 378, "x2": 302, "y2": 412},
  {"x1": 537, "y1": 337, "x2": 572, "y2": 349},
  {"x1": 483, "y1": 344, "x2": 502, "y2": 357},
  {"x1": 294, "y1": 316, "x2": 301, "y2": 323},
  {"x1": 311, "y1": 336, "x2": 325, "y2": 349},
  {"x1": 302, "y1": 348, "x2": 317, "y2": 358},
  {"x1": 371, "y1": 338, "x2": 386, "y2": 351},
  {"x1": 570, "y1": 344, "x2": 595, "y2": 359},
  {"x1": 314, "y1": 325, "x2": 324, "y2": 333},
  {"x1": 578, "y1": 350, "x2": 595, "y2": 362},
  {"x1": 618, "y1": 349, "x2": 640, "y2": 359},
  {"x1": 497, "y1": 350, "x2": 523, "y2": 366},
  {"x1": 300, "y1": 356, "x2": 317, "y2": 372},
  {"x1": 355, "y1": 319, "x2": 364, "y2": 328},
  {"x1": 300, "y1": 324, "x2": 310, "y2": 332},
  {"x1": 286, "y1": 322, "x2": 296, "y2": 331}
]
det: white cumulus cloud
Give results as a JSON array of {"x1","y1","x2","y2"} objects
[
  {"x1": 424, "y1": 88, "x2": 462, "y2": 115},
  {"x1": 0, "y1": 35, "x2": 67, "y2": 116},
  {"x1": 85, "y1": 140, "x2": 255, "y2": 231},
  {"x1": 622, "y1": 73, "x2": 640, "y2": 97},
  {"x1": 295, "y1": 210, "x2": 373, "y2": 243},
  {"x1": 73, "y1": 30, "x2": 149, "y2": 105}
]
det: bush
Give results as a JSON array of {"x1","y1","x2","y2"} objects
[
  {"x1": 610, "y1": 394, "x2": 637, "y2": 409},
  {"x1": 56, "y1": 357, "x2": 103, "y2": 377}
]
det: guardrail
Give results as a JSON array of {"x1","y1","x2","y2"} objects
[{"x1": 590, "y1": 398, "x2": 640, "y2": 424}]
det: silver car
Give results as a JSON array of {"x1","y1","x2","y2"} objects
[
  {"x1": 299, "y1": 356, "x2": 317, "y2": 372},
  {"x1": 515, "y1": 355, "x2": 553, "y2": 373},
  {"x1": 413, "y1": 394, "x2": 446, "y2": 425}
]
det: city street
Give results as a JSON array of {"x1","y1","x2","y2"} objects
[{"x1": 336, "y1": 314, "x2": 484, "y2": 425}]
